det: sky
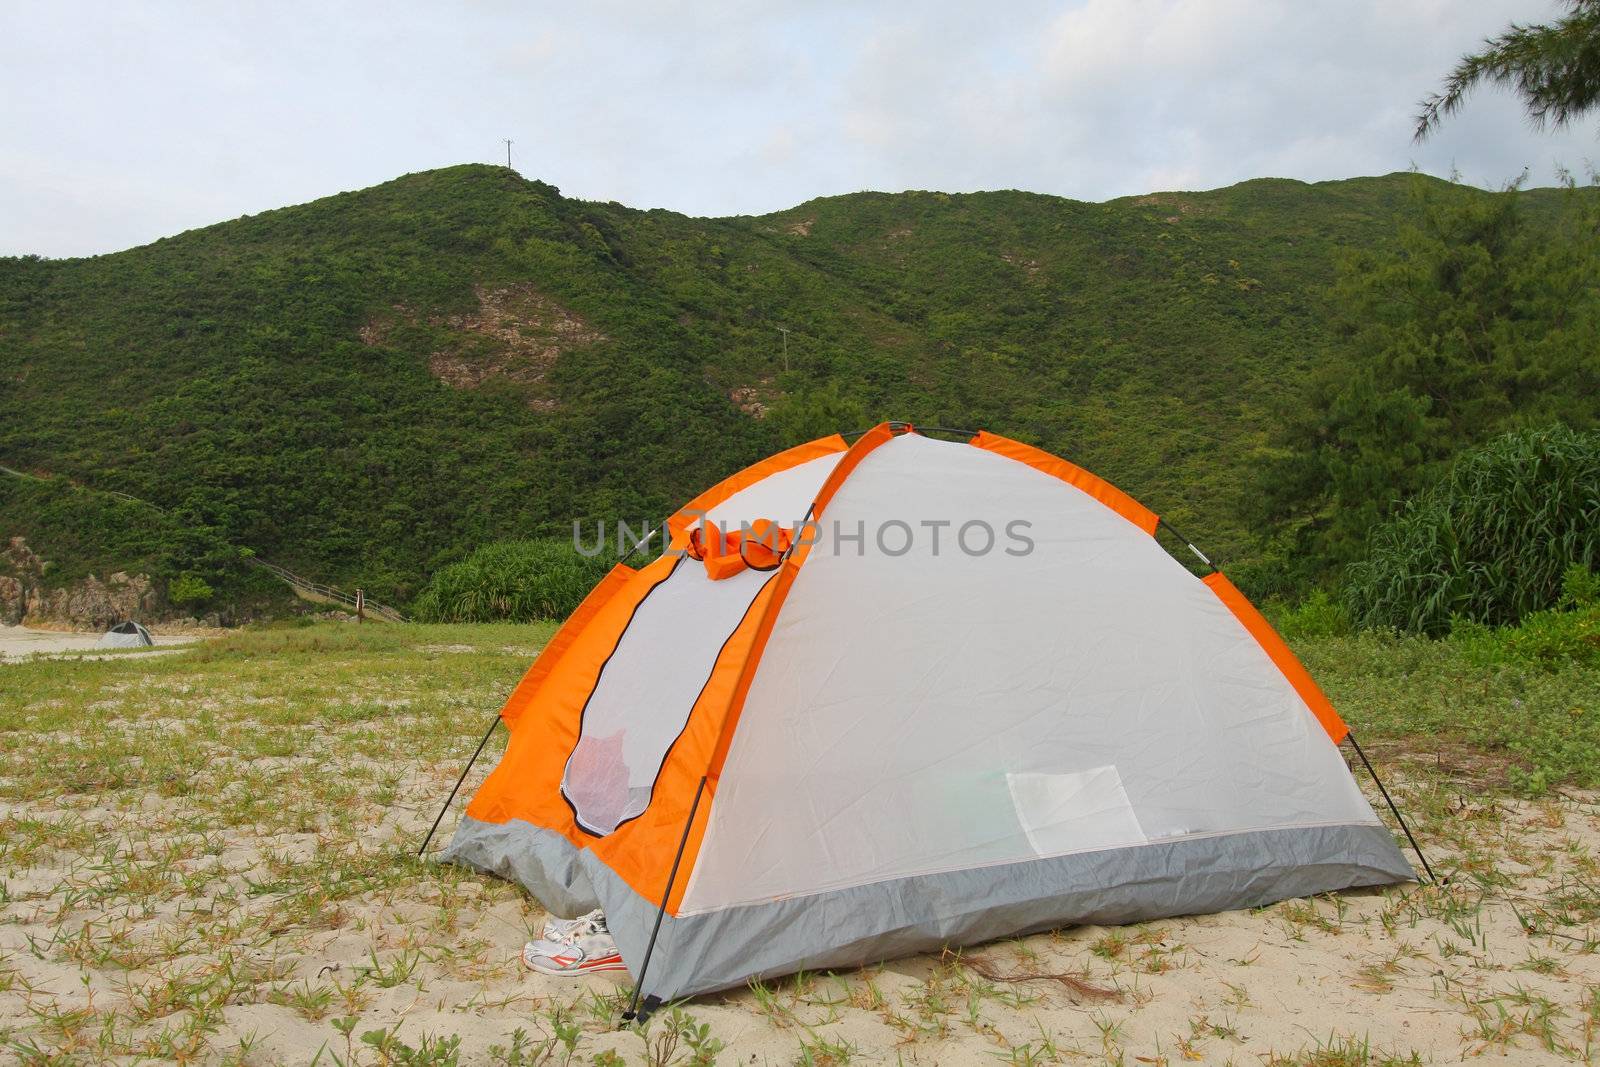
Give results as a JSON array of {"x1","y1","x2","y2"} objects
[{"x1": 2, "y1": 0, "x2": 1596, "y2": 258}]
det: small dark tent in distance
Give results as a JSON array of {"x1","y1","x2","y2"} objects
[{"x1": 97, "y1": 621, "x2": 153, "y2": 648}]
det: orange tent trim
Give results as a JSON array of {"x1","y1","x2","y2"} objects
[
  {"x1": 968, "y1": 430, "x2": 1160, "y2": 536},
  {"x1": 668, "y1": 434, "x2": 848, "y2": 539},
  {"x1": 499, "y1": 562, "x2": 636, "y2": 730},
  {"x1": 1203, "y1": 572, "x2": 1349, "y2": 744}
]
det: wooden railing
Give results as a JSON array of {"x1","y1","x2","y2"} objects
[{"x1": 252, "y1": 561, "x2": 407, "y2": 623}]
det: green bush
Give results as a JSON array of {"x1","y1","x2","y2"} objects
[
  {"x1": 1560, "y1": 561, "x2": 1600, "y2": 609},
  {"x1": 167, "y1": 573, "x2": 215, "y2": 606},
  {"x1": 412, "y1": 538, "x2": 610, "y2": 623},
  {"x1": 1444, "y1": 567, "x2": 1600, "y2": 673},
  {"x1": 1265, "y1": 589, "x2": 1352, "y2": 639},
  {"x1": 1343, "y1": 425, "x2": 1600, "y2": 634},
  {"x1": 1449, "y1": 610, "x2": 1600, "y2": 673}
]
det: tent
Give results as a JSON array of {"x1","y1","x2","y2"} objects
[
  {"x1": 437, "y1": 423, "x2": 1415, "y2": 1010},
  {"x1": 97, "y1": 620, "x2": 153, "y2": 648}
]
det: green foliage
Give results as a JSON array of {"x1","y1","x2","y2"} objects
[
  {"x1": 2, "y1": 165, "x2": 1596, "y2": 607},
  {"x1": 167, "y1": 572, "x2": 215, "y2": 606},
  {"x1": 1560, "y1": 560, "x2": 1600, "y2": 608},
  {"x1": 1266, "y1": 589, "x2": 1351, "y2": 639},
  {"x1": 765, "y1": 379, "x2": 869, "y2": 446},
  {"x1": 1448, "y1": 597, "x2": 1600, "y2": 673},
  {"x1": 411, "y1": 538, "x2": 609, "y2": 623},
  {"x1": 1417, "y1": 0, "x2": 1600, "y2": 138},
  {"x1": 1343, "y1": 426, "x2": 1600, "y2": 634},
  {"x1": 0, "y1": 471, "x2": 262, "y2": 602},
  {"x1": 1256, "y1": 176, "x2": 1600, "y2": 581},
  {"x1": 1297, "y1": 619, "x2": 1600, "y2": 795}
]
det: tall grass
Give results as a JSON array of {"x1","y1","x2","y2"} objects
[
  {"x1": 411, "y1": 538, "x2": 609, "y2": 623},
  {"x1": 1344, "y1": 425, "x2": 1600, "y2": 634}
]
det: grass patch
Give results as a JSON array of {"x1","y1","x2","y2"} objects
[
  {"x1": 2, "y1": 621, "x2": 1599, "y2": 1063},
  {"x1": 1294, "y1": 623, "x2": 1600, "y2": 793}
]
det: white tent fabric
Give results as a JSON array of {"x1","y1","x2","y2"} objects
[
  {"x1": 443, "y1": 428, "x2": 1413, "y2": 1002},
  {"x1": 682, "y1": 434, "x2": 1379, "y2": 912},
  {"x1": 698, "y1": 451, "x2": 842, "y2": 530},
  {"x1": 558, "y1": 450, "x2": 846, "y2": 837}
]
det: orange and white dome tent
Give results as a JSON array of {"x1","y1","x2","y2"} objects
[{"x1": 436, "y1": 423, "x2": 1415, "y2": 1009}]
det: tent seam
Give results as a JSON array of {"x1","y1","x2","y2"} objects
[{"x1": 675, "y1": 423, "x2": 903, "y2": 911}]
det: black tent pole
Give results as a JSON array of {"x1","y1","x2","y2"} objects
[
  {"x1": 624, "y1": 774, "x2": 708, "y2": 1025},
  {"x1": 1151, "y1": 521, "x2": 1436, "y2": 883},
  {"x1": 839, "y1": 424, "x2": 977, "y2": 441},
  {"x1": 1347, "y1": 732, "x2": 1441, "y2": 884},
  {"x1": 418, "y1": 525, "x2": 661, "y2": 859},
  {"x1": 1156, "y1": 518, "x2": 1219, "y2": 574},
  {"x1": 418, "y1": 712, "x2": 501, "y2": 856}
]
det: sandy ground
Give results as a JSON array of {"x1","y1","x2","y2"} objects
[
  {"x1": 3, "y1": 781, "x2": 1597, "y2": 1063},
  {"x1": 391, "y1": 792, "x2": 1600, "y2": 1065},
  {"x1": 2, "y1": 627, "x2": 1596, "y2": 1063},
  {"x1": 0, "y1": 623, "x2": 198, "y2": 662}
]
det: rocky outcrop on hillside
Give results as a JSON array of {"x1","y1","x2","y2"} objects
[
  {"x1": 360, "y1": 283, "x2": 604, "y2": 411},
  {"x1": 1, "y1": 536, "x2": 160, "y2": 628},
  {"x1": 0, "y1": 573, "x2": 23, "y2": 626},
  {"x1": 0, "y1": 537, "x2": 43, "y2": 625}
]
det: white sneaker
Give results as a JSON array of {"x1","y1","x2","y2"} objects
[
  {"x1": 542, "y1": 908, "x2": 607, "y2": 944},
  {"x1": 521, "y1": 930, "x2": 626, "y2": 976}
]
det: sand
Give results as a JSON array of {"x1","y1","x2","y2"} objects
[
  {"x1": 3, "y1": 779, "x2": 1597, "y2": 1063},
  {"x1": 3, "y1": 627, "x2": 1596, "y2": 1063},
  {"x1": 0, "y1": 623, "x2": 198, "y2": 662}
]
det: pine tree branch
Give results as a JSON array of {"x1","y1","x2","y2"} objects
[{"x1": 1415, "y1": 0, "x2": 1600, "y2": 141}]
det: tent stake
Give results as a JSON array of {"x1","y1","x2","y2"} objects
[
  {"x1": 1347, "y1": 732, "x2": 1441, "y2": 884},
  {"x1": 624, "y1": 774, "x2": 708, "y2": 1025},
  {"x1": 418, "y1": 713, "x2": 501, "y2": 856}
]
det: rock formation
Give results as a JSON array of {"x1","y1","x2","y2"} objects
[{"x1": 1, "y1": 536, "x2": 160, "y2": 629}]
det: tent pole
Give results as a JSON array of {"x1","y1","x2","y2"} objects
[
  {"x1": 624, "y1": 774, "x2": 708, "y2": 1024},
  {"x1": 1347, "y1": 732, "x2": 1441, "y2": 884},
  {"x1": 1156, "y1": 518, "x2": 1219, "y2": 574},
  {"x1": 619, "y1": 521, "x2": 663, "y2": 565},
  {"x1": 421, "y1": 519, "x2": 660, "y2": 861},
  {"x1": 839, "y1": 423, "x2": 976, "y2": 441},
  {"x1": 418, "y1": 712, "x2": 501, "y2": 856}
]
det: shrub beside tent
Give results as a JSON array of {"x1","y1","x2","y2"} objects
[
  {"x1": 428, "y1": 424, "x2": 1419, "y2": 1015},
  {"x1": 97, "y1": 621, "x2": 153, "y2": 648}
]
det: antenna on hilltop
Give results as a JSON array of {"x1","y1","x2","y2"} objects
[
  {"x1": 777, "y1": 326, "x2": 791, "y2": 372},
  {"x1": 504, "y1": 139, "x2": 513, "y2": 170}
]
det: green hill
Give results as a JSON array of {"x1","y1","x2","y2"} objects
[{"x1": 0, "y1": 165, "x2": 1585, "y2": 607}]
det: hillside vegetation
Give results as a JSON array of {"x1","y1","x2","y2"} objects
[{"x1": 0, "y1": 165, "x2": 1592, "y2": 607}]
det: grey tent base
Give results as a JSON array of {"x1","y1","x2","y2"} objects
[
  {"x1": 440, "y1": 814, "x2": 600, "y2": 918},
  {"x1": 443, "y1": 815, "x2": 1413, "y2": 1002}
]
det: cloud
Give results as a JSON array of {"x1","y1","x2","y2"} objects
[
  {"x1": 1, "y1": 0, "x2": 1594, "y2": 256},
  {"x1": 831, "y1": 0, "x2": 1594, "y2": 199}
]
